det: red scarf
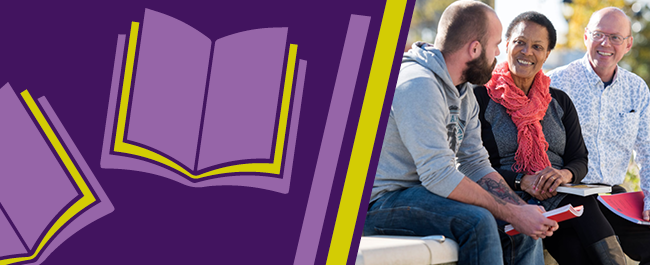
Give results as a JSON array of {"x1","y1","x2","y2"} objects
[{"x1": 485, "y1": 62, "x2": 552, "y2": 175}]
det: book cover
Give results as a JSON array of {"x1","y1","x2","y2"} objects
[
  {"x1": 598, "y1": 192, "x2": 650, "y2": 225},
  {"x1": 504, "y1": 204, "x2": 584, "y2": 236},
  {"x1": 556, "y1": 184, "x2": 612, "y2": 197},
  {"x1": 0, "y1": 83, "x2": 113, "y2": 265}
]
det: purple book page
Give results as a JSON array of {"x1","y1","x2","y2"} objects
[
  {"x1": 196, "y1": 28, "x2": 288, "y2": 170},
  {"x1": 126, "y1": 8, "x2": 211, "y2": 169},
  {"x1": 102, "y1": 33, "x2": 305, "y2": 191},
  {"x1": 0, "y1": 83, "x2": 79, "y2": 251},
  {"x1": 0, "y1": 205, "x2": 27, "y2": 257},
  {"x1": 32, "y1": 96, "x2": 114, "y2": 265}
]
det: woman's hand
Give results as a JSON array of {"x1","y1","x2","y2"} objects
[
  {"x1": 520, "y1": 167, "x2": 572, "y2": 200},
  {"x1": 520, "y1": 174, "x2": 549, "y2": 200},
  {"x1": 534, "y1": 167, "x2": 573, "y2": 198}
]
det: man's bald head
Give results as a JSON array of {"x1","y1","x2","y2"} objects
[
  {"x1": 584, "y1": 6, "x2": 633, "y2": 81},
  {"x1": 434, "y1": 0, "x2": 495, "y2": 55},
  {"x1": 588, "y1": 7, "x2": 631, "y2": 36}
]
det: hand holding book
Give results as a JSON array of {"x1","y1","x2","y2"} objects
[
  {"x1": 505, "y1": 204, "x2": 583, "y2": 236},
  {"x1": 506, "y1": 204, "x2": 558, "y2": 240},
  {"x1": 599, "y1": 192, "x2": 650, "y2": 225}
]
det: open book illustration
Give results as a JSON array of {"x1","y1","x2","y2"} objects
[
  {"x1": 101, "y1": 9, "x2": 305, "y2": 192},
  {"x1": 556, "y1": 184, "x2": 612, "y2": 197},
  {"x1": 0, "y1": 83, "x2": 113, "y2": 265},
  {"x1": 599, "y1": 192, "x2": 650, "y2": 225},
  {"x1": 505, "y1": 204, "x2": 584, "y2": 235}
]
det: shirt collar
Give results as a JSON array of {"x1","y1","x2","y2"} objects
[{"x1": 579, "y1": 54, "x2": 621, "y2": 88}]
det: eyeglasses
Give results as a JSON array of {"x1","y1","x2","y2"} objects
[{"x1": 586, "y1": 29, "x2": 631, "y2": 45}]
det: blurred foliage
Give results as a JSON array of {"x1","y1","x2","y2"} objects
[
  {"x1": 407, "y1": 0, "x2": 494, "y2": 50},
  {"x1": 562, "y1": 0, "x2": 625, "y2": 49},
  {"x1": 407, "y1": 0, "x2": 650, "y2": 84},
  {"x1": 564, "y1": 0, "x2": 650, "y2": 86},
  {"x1": 624, "y1": 154, "x2": 642, "y2": 192}
]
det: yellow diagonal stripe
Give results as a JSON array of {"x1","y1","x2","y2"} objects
[{"x1": 326, "y1": 0, "x2": 408, "y2": 264}]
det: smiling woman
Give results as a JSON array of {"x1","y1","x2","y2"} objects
[
  {"x1": 506, "y1": 22, "x2": 551, "y2": 94},
  {"x1": 473, "y1": 11, "x2": 627, "y2": 265}
]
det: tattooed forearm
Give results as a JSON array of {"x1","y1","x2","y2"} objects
[
  {"x1": 477, "y1": 177, "x2": 526, "y2": 205},
  {"x1": 488, "y1": 192, "x2": 508, "y2": 205}
]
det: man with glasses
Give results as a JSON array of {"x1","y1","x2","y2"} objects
[{"x1": 548, "y1": 7, "x2": 650, "y2": 264}]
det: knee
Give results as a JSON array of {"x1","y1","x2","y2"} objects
[
  {"x1": 452, "y1": 206, "x2": 500, "y2": 251},
  {"x1": 515, "y1": 234, "x2": 543, "y2": 251},
  {"x1": 461, "y1": 206, "x2": 498, "y2": 237},
  {"x1": 471, "y1": 207, "x2": 498, "y2": 229}
]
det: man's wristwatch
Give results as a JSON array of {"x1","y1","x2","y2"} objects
[{"x1": 514, "y1": 173, "x2": 524, "y2": 191}]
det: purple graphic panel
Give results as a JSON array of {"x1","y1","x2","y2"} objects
[
  {"x1": 0, "y1": 1, "x2": 404, "y2": 263},
  {"x1": 197, "y1": 28, "x2": 288, "y2": 170},
  {"x1": 126, "y1": 8, "x2": 212, "y2": 169},
  {"x1": 294, "y1": 14, "x2": 371, "y2": 265},
  {"x1": 0, "y1": 205, "x2": 27, "y2": 257},
  {"x1": 0, "y1": 84, "x2": 79, "y2": 250}
]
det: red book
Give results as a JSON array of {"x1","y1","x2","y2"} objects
[
  {"x1": 504, "y1": 204, "x2": 584, "y2": 236},
  {"x1": 598, "y1": 191, "x2": 650, "y2": 225}
]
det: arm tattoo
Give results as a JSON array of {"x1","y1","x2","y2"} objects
[{"x1": 477, "y1": 177, "x2": 525, "y2": 205}]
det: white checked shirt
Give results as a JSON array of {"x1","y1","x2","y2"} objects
[{"x1": 548, "y1": 55, "x2": 650, "y2": 211}]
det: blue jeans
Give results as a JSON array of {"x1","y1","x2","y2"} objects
[{"x1": 364, "y1": 185, "x2": 544, "y2": 265}]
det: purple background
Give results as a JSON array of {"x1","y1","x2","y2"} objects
[{"x1": 0, "y1": 0, "x2": 414, "y2": 264}]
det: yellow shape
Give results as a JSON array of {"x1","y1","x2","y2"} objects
[
  {"x1": 326, "y1": 0, "x2": 409, "y2": 264},
  {"x1": 1, "y1": 91, "x2": 97, "y2": 265},
  {"x1": 113, "y1": 22, "x2": 298, "y2": 179}
]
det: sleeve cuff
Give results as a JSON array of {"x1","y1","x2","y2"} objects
[
  {"x1": 422, "y1": 170, "x2": 465, "y2": 198},
  {"x1": 468, "y1": 167, "x2": 496, "y2": 183}
]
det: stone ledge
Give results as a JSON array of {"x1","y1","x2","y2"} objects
[{"x1": 356, "y1": 236, "x2": 458, "y2": 265}]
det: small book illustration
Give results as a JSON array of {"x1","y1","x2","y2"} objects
[
  {"x1": 101, "y1": 9, "x2": 305, "y2": 192},
  {"x1": 0, "y1": 83, "x2": 113, "y2": 265},
  {"x1": 598, "y1": 192, "x2": 650, "y2": 225},
  {"x1": 556, "y1": 184, "x2": 612, "y2": 197},
  {"x1": 505, "y1": 204, "x2": 584, "y2": 236}
]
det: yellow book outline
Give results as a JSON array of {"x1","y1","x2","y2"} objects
[
  {"x1": 0, "y1": 91, "x2": 97, "y2": 265},
  {"x1": 113, "y1": 22, "x2": 298, "y2": 179}
]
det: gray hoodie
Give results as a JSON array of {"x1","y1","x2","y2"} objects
[{"x1": 371, "y1": 43, "x2": 495, "y2": 202}]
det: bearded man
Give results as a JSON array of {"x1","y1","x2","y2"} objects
[{"x1": 363, "y1": 1, "x2": 558, "y2": 265}]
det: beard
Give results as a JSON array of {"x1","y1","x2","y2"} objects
[{"x1": 462, "y1": 47, "x2": 497, "y2": 85}]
